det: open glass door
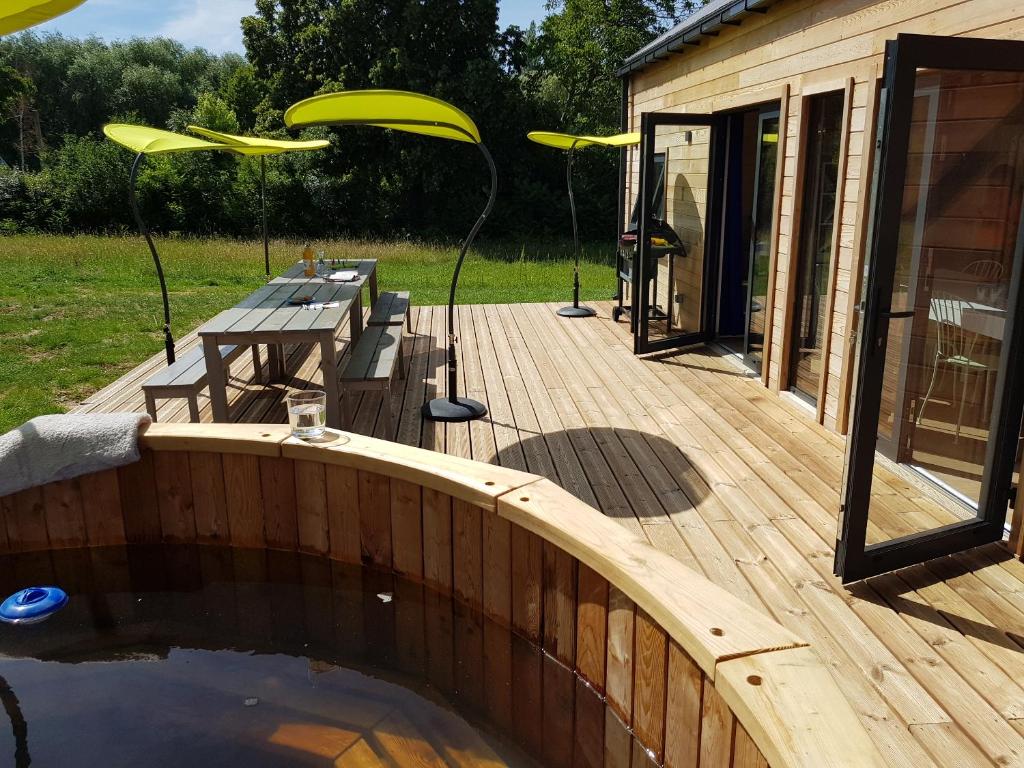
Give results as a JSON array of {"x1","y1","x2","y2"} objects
[
  {"x1": 634, "y1": 112, "x2": 725, "y2": 353},
  {"x1": 743, "y1": 109, "x2": 781, "y2": 373},
  {"x1": 835, "y1": 34, "x2": 1024, "y2": 583}
]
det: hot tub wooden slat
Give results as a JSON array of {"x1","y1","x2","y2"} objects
[
  {"x1": 605, "y1": 585, "x2": 635, "y2": 726},
  {"x1": 512, "y1": 635, "x2": 543, "y2": 758},
  {"x1": 573, "y1": 676, "x2": 605, "y2": 768},
  {"x1": 117, "y1": 450, "x2": 161, "y2": 544},
  {"x1": 453, "y1": 499, "x2": 483, "y2": 609},
  {"x1": 575, "y1": 563, "x2": 608, "y2": 692},
  {"x1": 734, "y1": 724, "x2": 770, "y2": 768},
  {"x1": 542, "y1": 652, "x2": 576, "y2": 766},
  {"x1": 394, "y1": 578, "x2": 426, "y2": 676},
  {"x1": 543, "y1": 539, "x2": 577, "y2": 666},
  {"x1": 700, "y1": 683, "x2": 736, "y2": 768},
  {"x1": 421, "y1": 488, "x2": 453, "y2": 593},
  {"x1": 295, "y1": 459, "x2": 328, "y2": 555},
  {"x1": 260, "y1": 455, "x2": 298, "y2": 550},
  {"x1": 79, "y1": 468, "x2": 125, "y2": 547},
  {"x1": 484, "y1": 618, "x2": 513, "y2": 730},
  {"x1": 0, "y1": 495, "x2": 13, "y2": 554},
  {"x1": 390, "y1": 478, "x2": 423, "y2": 579},
  {"x1": 604, "y1": 707, "x2": 631, "y2": 768},
  {"x1": 510, "y1": 525, "x2": 542, "y2": 642},
  {"x1": 357, "y1": 470, "x2": 391, "y2": 568},
  {"x1": 153, "y1": 451, "x2": 196, "y2": 544},
  {"x1": 454, "y1": 602, "x2": 485, "y2": 709},
  {"x1": 42, "y1": 477, "x2": 87, "y2": 548},
  {"x1": 325, "y1": 464, "x2": 360, "y2": 563},
  {"x1": 222, "y1": 453, "x2": 266, "y2": 548},
  {"x1": 482, "y1": 513, "x2": 511, "y2": 624},
  {"x1": 664, "y1": 639, "x2": 703, "y2": 767},
  {"x1": 188, "y1": 452, "x2": 228, "y2": 544},
  {"x1": 633, "y1": 609, "x2": 668, "y2": 763},
  {"x1": 425, "y1": 585, "x2": 455, "y2": 694}
]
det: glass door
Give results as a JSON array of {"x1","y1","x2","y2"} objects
[
  {"x1": 634, "y1": 111, "x2": 726, "y2": 353},
  {"x1": 743, "y1": 109, "x2": 781, "y2": 373},
  {"x1": 835, "y1": 33, "x2": 1024, "y2": 583},
  {"x1": 789, "y1": 92, "x2": 845, "y2": 403}
]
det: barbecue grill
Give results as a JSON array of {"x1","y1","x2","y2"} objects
[{"x1": 613, "y1": 218, "x2": 686, "y2": 328}]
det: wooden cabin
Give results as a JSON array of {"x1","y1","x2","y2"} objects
[{"x1": 617, "y1": 0, "x2": 1024, "y2": 580}]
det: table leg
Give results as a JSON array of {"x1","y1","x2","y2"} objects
[
  {"x1": 350, "y1": 289, "x2": 363, "y2": 343},
  {"x1": 319, "y1": 331, "x2": 341, "y2": 429},
  {"x1": 204, "y1": 335, "x2": 230, "y2": 423},
  {"x1": 369, "y1": 265, "x2": 379, "y2": 307},
  {"x1": 269, "y1": 343, "x2": 284, "y2": 381}
]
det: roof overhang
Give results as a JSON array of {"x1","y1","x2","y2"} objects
[{"x1": 618, "y1": 0, "x2": 777, "y2": 77}]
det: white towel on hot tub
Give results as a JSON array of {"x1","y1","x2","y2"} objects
[{"x1": 0, "y1": 413, "x2": 151, "y2": 497}]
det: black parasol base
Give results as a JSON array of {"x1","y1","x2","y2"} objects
[
  {"x1": 422, "y1": 396, "x2": 488, "y2": 423},
  {"x1": 557, "y1": 304, "x2": 597, "y2": 318}
]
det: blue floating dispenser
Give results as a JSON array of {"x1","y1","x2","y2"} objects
[{"x1": 0, "y1": 587, "x2": 68, "y2": 625}]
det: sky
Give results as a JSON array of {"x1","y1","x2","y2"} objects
[{"x1": 33, "y1": 0, "x2": 549, "y2": 54}]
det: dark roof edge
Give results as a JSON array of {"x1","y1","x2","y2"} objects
[{"x1": 617, "y1": 0, "x2": 776, "y2": 77}]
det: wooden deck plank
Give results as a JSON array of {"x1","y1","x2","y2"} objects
[{"x1": 73, "y1": 300, "x2": 1024, "y2": 767}]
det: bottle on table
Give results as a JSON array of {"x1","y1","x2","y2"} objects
[{"x1": 302, "y1": 243, "x2": 315, "y2": 277}]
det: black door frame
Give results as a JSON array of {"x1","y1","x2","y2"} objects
[
  {"x1": 741, "y1": 106, "x2": 782, "y2": 374},
  {"x1": 835, "y1": 33, "x2": 1024, "y2": 583},
  {"x1": 633, "y1": 111, "x2": 726, "y2": 354}
]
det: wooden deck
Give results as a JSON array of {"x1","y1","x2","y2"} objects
[{"x1": 75, "y1": 300, "x2": 1024, "y2": 767}]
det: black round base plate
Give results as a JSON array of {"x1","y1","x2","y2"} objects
[
  {"x1": 556, "y1": 305, "x2": 597, "y2": 318},
  {"x1": 422, "y1": 396, "x2": 488, "y2": 423}
]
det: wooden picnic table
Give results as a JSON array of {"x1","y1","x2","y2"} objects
[{"x1": 199, "y1": 259, "x2": 377, "y2": 428}]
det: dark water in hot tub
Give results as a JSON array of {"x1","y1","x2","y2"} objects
[{"x1": 0, "y1": 545, "x2": 544, "y2": 767}]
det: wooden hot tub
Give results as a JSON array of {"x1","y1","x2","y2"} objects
[{"x1": 0, "y1": 423, "x2": 884, "y2": 767}]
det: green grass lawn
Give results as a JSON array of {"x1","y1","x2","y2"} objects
[{"x1": 0, "y1": 234, "x2": 615, "y2": 432}]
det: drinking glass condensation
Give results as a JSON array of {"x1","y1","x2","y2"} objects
[{"x1": 287, "y1": 391, "x2": 327, "y2": 439}]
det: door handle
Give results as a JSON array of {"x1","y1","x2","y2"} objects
[{"x1": 881, "y1": 310, "x2": 915, "y2": 319}]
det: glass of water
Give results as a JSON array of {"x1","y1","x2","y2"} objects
[{"x1": 286, "y1": 390, "x2": 327, "y2": 439}]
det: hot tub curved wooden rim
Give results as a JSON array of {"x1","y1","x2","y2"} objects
[{"x1": 0, "y1": 423, "x2": 885, "y2": 768}]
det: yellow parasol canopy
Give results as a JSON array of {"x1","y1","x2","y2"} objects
[
  {"x1": 527, "y1": 131, "x2": 641, "y2": 150},
  {"x1": 0, "y1": 0, "x2": 86, "y2": 36},
  {"x1": 103, "y1": 124, "x2": 232, "y2": 156},
  {"x1": 284, "y1": 90, "x2": 481, "y2": 144},
  {"x1": 187, "y1": 126, "x2": 329, "y2": 156}
]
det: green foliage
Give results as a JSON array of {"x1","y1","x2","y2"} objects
[{"x1": 0, "y1": 1, "x2": 703, "y2": 241}]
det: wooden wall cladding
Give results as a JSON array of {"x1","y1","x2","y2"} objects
[{"x1": 0, "y1": 428, "x2": 884, "y2": 768}]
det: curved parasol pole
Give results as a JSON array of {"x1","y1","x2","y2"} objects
[
  {"x1": 557, "y1": 137, "x2": 596, "y2": 318},
  {"x1": 435, "y1": 141, "x2": 497, "y2": 418},
  {"x1": 260, "y1": 155, "x2": 269, "y2": 277},
  {"x1": 128, "y1": 152, "x2": 175, "y2": 365}
]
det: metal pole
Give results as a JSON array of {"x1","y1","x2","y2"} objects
[
  {"x1": 422, "y1": 141, "x2": 497, "y2": 422},
  {"x1": 557, "y1": 139, "x2": 596, "y2": 318},
  {"x1": 569, "y1": 142, "x2": 580, "y2": 307},
  {"x1": 260, "y1": 155, "x2": 269, "y2": 277},
  {"x1": 129, "y1": 152, "x2": 175, "y2": 365}
]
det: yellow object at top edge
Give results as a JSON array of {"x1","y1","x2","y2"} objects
[
  {"x1": 187, "y1": 126, "x2": 330, "y2": 156},
  {"x1": 284, "y1": 90, "x2": 481, "y2": 144},
  {"x1": 527, "y1": 131, "x2": 641, "y2": 150},
  {"x1": 103, "y1": 124, "x2": 232, "y2": 156},
  {"x1": 0, "y1": 0, "x2": 86, "y2": 36}
]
